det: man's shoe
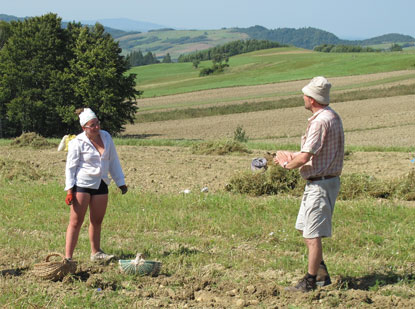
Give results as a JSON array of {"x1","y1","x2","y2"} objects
[
  {"x1": 285, "y1": 275, "x2": 316, "y2": 293},
  {"x1": 90, "y1": 250, "x2": 115, "y2": 263},
  {"x1": 316, "y1": 264, "x2": 332, "y2": 287}
]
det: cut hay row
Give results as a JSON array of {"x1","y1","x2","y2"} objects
[
  {"x1": 0, "y1": 144, "x2": 413, "y2": 194},
  {"x1": 136, "y1": 70, "x2": 415, "y2": 111},
  {"x1": 126, "y1": 95, "x2": 415, "y2": 148}
]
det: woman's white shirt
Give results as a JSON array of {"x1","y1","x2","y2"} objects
[{"x1": 65, "y1": 130, "x2": 125, "y2": 191}]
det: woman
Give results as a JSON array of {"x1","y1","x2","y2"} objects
[{"x1": 64, "y1": 108, "x2": 128, "y2": 262}]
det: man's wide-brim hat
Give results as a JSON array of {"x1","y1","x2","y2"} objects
[{"x1": 302, "y1": 76, "x2": 331, "y2": 105}]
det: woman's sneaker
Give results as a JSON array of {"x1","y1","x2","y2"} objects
[{"x1": 90, "y1": 250, "x2": 115, "y2": 263}]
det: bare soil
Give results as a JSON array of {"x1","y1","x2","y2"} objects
[{"x1": 2, "y1": 236, "x2": 415, "y2": 307}]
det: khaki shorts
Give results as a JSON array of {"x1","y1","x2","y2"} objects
[{"x1": 295, "y1": 177, "x2": 340, "y2": 238}]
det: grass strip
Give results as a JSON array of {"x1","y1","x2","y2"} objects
[
  {"x1": 135, "y1": 83, "x2": 415, "y2": 123},
  {"x1": 2, "y1": 181, "x2": 415, "y2": 306},
  {"x1": 1, "y1": 137, "x2": 414, "y2": 153}
]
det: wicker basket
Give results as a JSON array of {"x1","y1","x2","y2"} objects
[{"x1": 33, "y1": 253, "x2": 77, "y2": 281}]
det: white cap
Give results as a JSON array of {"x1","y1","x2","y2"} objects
[
  {"x1": 79, "y1": 108, "x2": 97, "y2": 126},
  {"x1": 302, "y1": 76, "x2": 331, "y2": 105}
]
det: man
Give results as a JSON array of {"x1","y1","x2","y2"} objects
[{"x1": 274, "y1": 76, "x2": 344, "y2": 292}]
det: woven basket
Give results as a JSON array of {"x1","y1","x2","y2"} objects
[{"x1": 33, "y1": 253, "x2": 77, "y2": 281}]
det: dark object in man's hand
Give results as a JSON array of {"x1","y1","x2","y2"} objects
[{"x1": 119, "y1": 185, "x2": 128, "y2": 195}]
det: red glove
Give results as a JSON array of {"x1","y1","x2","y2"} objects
[{"x1": 65, "y1": 192, "x2": 73, "y2": 205}]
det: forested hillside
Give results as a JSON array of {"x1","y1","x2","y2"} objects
[
  {"x1": 359, "y1": 33, "x2": 415, "y2": 45},
  {"x1": 233, "y1": 25, "x2": 415, "y2": 49},
  {"x1": 234, "y1": 26, "x2": 341, "y2": 49},
  {"x1": 1, "y1": 13, "x2": 414, "y2": 60},
  {"x1": 117, "y1": 26, "x2": 415, "y2": 59}
]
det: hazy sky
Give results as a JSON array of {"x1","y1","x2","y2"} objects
[{"x1": 2, "y1": 0, "x2": 414, "y2": 39}]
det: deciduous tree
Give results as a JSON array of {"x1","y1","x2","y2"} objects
[{"x1": 0, "y1": 13, "x2": 141, "y2": 137}]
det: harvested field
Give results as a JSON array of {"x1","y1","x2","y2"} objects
[
  {"x1": 136, "y1": 70, "x2": 415, "y2": 111},
  {"x1": 3, "y1": 65, "x2": 415, "y2": 307},
  {"x1": 1, "y1": 145, "x2": 415, "y2": 307},
  {"x1": 126, "y1": 94, "x2": 415, "y2": 148},
  {"x1": 0, "y1": 145, "x2": 413, "y2": 193}
]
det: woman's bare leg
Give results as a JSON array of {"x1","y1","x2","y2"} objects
[
  {"x1": 65, "y1": 192, "x2": 90, "y2": 258},
  {"x1": 88, "y1": 194, "x2": 109, "y2": 254}
]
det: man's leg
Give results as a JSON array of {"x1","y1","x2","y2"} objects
[
  {"x1": 304, "y1": 237, "x2": 322, "y2": 275},
  {"x1": 285, "y1": 183, "x2": 323, "y2": 292}
]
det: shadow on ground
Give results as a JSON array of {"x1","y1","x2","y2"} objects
[
  {"x1": 336, "y1": 270, "x2": 415, "y2": 290},
  {"x1": 0, "y1": 267, "x2": 28, "y2": 277}
]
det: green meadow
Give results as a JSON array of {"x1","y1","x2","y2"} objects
[{"x1": 130, "y1": 47, "x2": 415, "y2": 97}]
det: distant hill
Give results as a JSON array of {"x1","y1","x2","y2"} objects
[
  {"x1": 0, "y1": 14, "x2": 139, "y2": 39},
  {"x1": 116, "y1": 28, "x2": 250, "y2": 59},
  {"x1": 116, "y1": 26, "x2": 415, "y2": 60},
  {"x1": 61, "y1": 22, "x2": 140, "y2": 39},
  {"x1": 233, "y1": 25, "x2": 415, "y2": 49},
  {"x1": 233, "y1": 25, "x2": 341, "y2": 49},
  {"x1": 359, "y1": 33, "x2": 415, "y2": 45},
  {"x1": 0, "y1": 14, "x2": 25, "y2": 22},
  {"x1": 1, "y1": 14, "x2": 414, "y2": 60},
  {"x1": 80, "y1": 18, "x2": 167, "y2": 32}
]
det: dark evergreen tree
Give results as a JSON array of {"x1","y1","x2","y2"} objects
[
  {"x1": 0, "y1": 20, "x2": 11, "y2": 49},
  {"x1": 162, "y1": 53, "x2": 172, "y2": 63},
  {"x1": 126, "y1": 50, "x2": 160, "y2": 67},
  {"x1": 143, "y1": 51, "x2": 158, "y2": 65},
  {"x1": 126, "y1": 50, "x2": 144, "y2": 66}
]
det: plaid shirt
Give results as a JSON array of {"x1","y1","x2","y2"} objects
[{"x1": 299, "y1": 106, "x2": 344, "y2": 179}]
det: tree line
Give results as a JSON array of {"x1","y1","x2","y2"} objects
[
  {"x1": 313, "y1": 44, "x2": 381, "y2": 53},
  {"x1": 126, "y1": 50, "x2": 172, "y2": 67},
  {"x1": 0, "y1": 14, "x2": 140, "y2": 138},
  {"x1": 177, "y1": 39, "x2": 285, "y2": 63},
  {"x1": 314, "y1": 43, "x2": 405, "y2": 53}
]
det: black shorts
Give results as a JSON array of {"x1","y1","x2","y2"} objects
[{"x1": 73, "y1": 180, "x2": 108, "y2": 195}]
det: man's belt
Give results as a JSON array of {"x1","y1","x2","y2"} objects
[{"x1": 307, "y1": 175, "x2": 337, "y2": 181}]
